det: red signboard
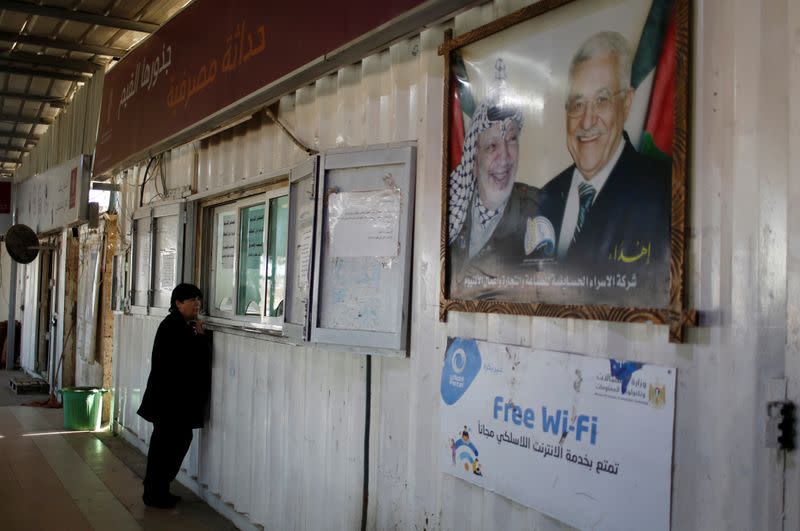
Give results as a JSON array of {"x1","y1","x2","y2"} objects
[{"x1": 94, "y1": 0, "x2": 431, "y2": 176}]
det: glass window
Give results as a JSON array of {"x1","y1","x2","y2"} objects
[
  {"x1": 129, "y1": 204, "x2": 185, "y2": 313},
  {"x1": 238, "y1": 204, "x2": 265, "y2": 315},
  {"x1": 205, "y1": 189, "x2": 288, "y2": 325},
  {"x1": 265, "y1": 195, "x2": 288, "y2": 317},
  {"x1": 133, "y1": 218, "x2": 151, "y2": 307}
]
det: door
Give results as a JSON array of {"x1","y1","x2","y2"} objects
[{"x1": 34, "y1": 241, "x2": 59, "y2": 378}]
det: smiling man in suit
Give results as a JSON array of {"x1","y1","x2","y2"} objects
[{"x1": 541, "y1": 31, "x2": 671, "y2": 306}]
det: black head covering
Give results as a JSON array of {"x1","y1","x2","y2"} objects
[{"x1": 169, "y1": 283, "x2": 202, "y2": 313}]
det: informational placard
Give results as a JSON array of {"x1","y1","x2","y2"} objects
[
  {"x1": 16, "y1": 154, "x2": 91, "y2": 234},
  {"x1": 327, "y1": 189, "x2": 401, "y2": 258},
  {"x1": 221, "y1": 214, "x2": 236, "y2": 269},
  {"x1": 296, "y1": 213, "x2": 313, "y2": 294},
  {"x1": 245, "y1": 207, "x2": 265, "y2": 268},
  {"x1": 441, "y1": 337, "x2": 676, "y2": 531},
  {"x1": 311, "y1": 145, "x2": 415, "y2": 352},
  {"x1": 159, "y1": 250, "x2": 176, "y2": 290}
]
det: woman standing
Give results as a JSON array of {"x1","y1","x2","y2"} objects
[{"x1": 137, "y1": 283, "x2": 212, "y2": 508}]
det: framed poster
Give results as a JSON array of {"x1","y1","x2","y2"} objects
[{"x1": 438, "y1": 0, "x2": 696, "y2": 341}]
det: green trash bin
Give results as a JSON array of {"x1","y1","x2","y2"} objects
[{"x1": 60, "y1": 387, "x2": 107, "y2": 431}]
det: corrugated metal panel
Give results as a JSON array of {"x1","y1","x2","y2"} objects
[
  {"x1": 115, "y1": 315, "x2": 366, "y2": 529},
  {"x1": 15, "y1": 71, "x2": 105, "y2": 182},
  {"x1": 110, "y1": 0, "x2": 800, "y2": 530}
]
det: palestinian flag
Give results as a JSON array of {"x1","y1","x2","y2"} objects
[
  {"x1": 449, "y1": 53, "x2": 476, "y2": 173},
  {"x1": 629, "y1": 0, "x2": 675, "y2": 160}
]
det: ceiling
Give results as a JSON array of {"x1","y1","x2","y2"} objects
[{"x1": 0, "y1": 0, "x2": 191, "y2": 176}]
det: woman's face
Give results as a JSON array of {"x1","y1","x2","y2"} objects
[{"x1": 175, "y1": 296, "x2": 202, "y2": 321}]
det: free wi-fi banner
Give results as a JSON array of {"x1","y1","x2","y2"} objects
[{"x1": 440, "y1": 337, "x2": 676, "y2": 531}]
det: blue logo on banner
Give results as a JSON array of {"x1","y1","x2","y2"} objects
[{"x1": 441, "y1": 338, "x2": 481, "y2": 405}]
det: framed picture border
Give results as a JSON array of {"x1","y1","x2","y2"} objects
[{"x1": 437, "y1": 0, "x2": 697, "y2": 342}]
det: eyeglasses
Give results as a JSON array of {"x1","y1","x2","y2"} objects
[{"x1": 566, "y1": 89, "x2": 628, "y2": 118}]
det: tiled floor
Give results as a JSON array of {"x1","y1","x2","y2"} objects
[{"x1": 0, "y1": 404, "x2": 239, "y2": 531}]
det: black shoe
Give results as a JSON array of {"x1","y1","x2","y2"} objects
[
  {"x1": 167, "y1": 492, "x2": 182, "y2": 504},
  {"x1": 143, "y1": 494, "x2": 178, "y2": 509}
]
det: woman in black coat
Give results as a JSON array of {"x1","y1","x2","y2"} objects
[{"x1": 137, "y1": 283, "x2": 212, "y2": 508}]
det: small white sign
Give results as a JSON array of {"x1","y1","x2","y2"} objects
[
  {"x1": 327, "y1": 189, "x2": 400, "y2": 258},
  {"x1": 441, "y1": 338, "x2": 676, "y2": 531}
]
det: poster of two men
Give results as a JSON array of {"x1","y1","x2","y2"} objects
[{"x1": 446, "y1": 0, "x2": 680, "y2": 309}]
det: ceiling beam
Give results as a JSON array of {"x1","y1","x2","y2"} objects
[
  {"x1": 0, "y1": 31, "x2": 127, "y2": 58},
  {"x1": 0, "y1": 1, "x2": 159, "y2": 33},
  {"x1": 0, "y1": 145, "x2": 30, "y2": 153},
  {"x1": 0, "y1": 64, "x2": 90, "y2": 82},
  {"x1": 0, "y1": 90, "x2": 66, "y2": 104},
  {"x1": 0, "y1": 113, "x2": 52, "y2": 125},
  {"x1": 0, "y1": 130, "x2": 40, "y2": 141},
  {"x1": 0, "y1": 51, "x2": 102, "y2": 73}
]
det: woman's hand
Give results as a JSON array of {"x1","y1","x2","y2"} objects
[{"x1": 194, "y1": 320, "x2": 206, "y2": 335}]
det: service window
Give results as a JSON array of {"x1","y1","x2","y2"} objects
[
  {"x1": 130, "y1": 202, "x2": 185, "y2": 313},
  {"x1": 204, "y1": 187, "x2": 288, "y2": 328}
]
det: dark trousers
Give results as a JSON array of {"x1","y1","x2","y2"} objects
[{"x1": 143, "y1": 423, "x2": 193, "y2": 499}]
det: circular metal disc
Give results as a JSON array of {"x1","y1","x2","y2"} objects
[{"x1": 5, "y1": 224, "x2": 39, "y2": 264}]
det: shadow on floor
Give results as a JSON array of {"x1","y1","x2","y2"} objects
[{"x1": 0, "y1": 369, "x2": 51, "y2": 407}]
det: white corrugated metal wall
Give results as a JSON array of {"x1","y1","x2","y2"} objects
[
  {"x1": 15, "y1": 71, "x2": 105, "y2": 182},
  {"x1": 110, "y1": 1, "x2": 800, "y2": 530}
]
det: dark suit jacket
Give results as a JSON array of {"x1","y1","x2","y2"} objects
[
  {"x1": 449, "y1": 183, "x2": 542, "y2": 298},
  {"x1": 540, "y1": 136, "x2": 671, "y2": 305},
  {"x1": 137, "y1": 311, "x2": 212, "y2": 428}
]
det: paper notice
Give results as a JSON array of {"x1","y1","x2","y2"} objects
[
  {"x1": 327, "y1": 189, "x2": 400, "y2": 258},
  {"x1": 159, "y1": 250, "x2": 176, "y2": 291},
  {"x1": 296, "y1": 207, "x2": 314, "y2": 293}
]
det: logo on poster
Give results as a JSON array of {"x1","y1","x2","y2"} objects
[
  {"x1": 648, "y1": 383, "x2": 666, "y2": 408},
  {"x1": 451, "y1": 347, "x2": 466, "y2": 376},
  {"x1": 594, "y1": 358, "x2": 648, "y2": 404},
  {"x1": 441, "y1": 338, "x2": 481, "y2": 405}
]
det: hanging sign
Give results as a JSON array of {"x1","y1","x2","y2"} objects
[{"x1": 94, "y1": 0, "x2": 447, "y2": 176}]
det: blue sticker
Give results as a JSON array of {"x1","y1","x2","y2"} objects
[{"x1": 441, "y1": 338, "x2": 482, "y2": 405}]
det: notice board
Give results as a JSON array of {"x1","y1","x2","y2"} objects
[{"x1": 311, "y1": 145, "x2": 416, "y2": 353}]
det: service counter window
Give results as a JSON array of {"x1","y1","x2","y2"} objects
[
  {"x1": 130, "y1": 202, "x2": 185, "y2": 314},
  {"x1": 202, "y1": 187, "x2": 288, "y2": 329}
]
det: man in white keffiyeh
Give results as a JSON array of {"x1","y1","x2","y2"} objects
[{"x1": 449, "y1": 59, "x2": 546, "y2": 299}]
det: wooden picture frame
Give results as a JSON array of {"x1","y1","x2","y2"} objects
[{"x1": 438, "y1": 0, "x2": 696, "y2": 342}]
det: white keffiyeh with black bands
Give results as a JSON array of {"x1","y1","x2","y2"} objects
[{"x1": 447, "y1": 60, "x2": 524, "y2": 244}]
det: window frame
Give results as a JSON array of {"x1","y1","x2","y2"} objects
[
  {"x1": 129, "y1": 201, "x2": 186, "y2": 317},
  {"x1": 198, "y1": 183, "x2": 289, "y2": 331}
]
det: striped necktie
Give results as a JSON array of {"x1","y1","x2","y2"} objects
[{"x1": 572, "y1": 181, "x2": 596, "y2": 246}]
